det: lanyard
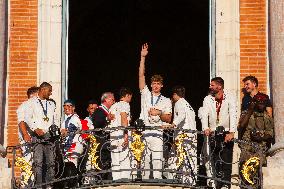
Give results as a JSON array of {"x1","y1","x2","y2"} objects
[
  {"x1": 38, "y1": 99, "x2": 48, "y2": 118},
  {"x1": 151, "y1": 94, "x2": 161, "y2": 106},
  {"x1": 65, "y1": 114, "x2": 74, "y2": 129},
  {"x1": 215, "y1": 95, "x2": 223, "y2": 121},
  {"x1": 99, "y1": 104, "x2": 109, "y2": 114}
]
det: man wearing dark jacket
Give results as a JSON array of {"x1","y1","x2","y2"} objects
[{"x1": 91, "y1": 92, "x2": 115, "y2": 180}]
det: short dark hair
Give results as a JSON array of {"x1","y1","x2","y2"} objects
[
  {"x1": 242, "y1": 75, "x2": 258, "y2": 87},
  {"x1": 87, "y1": 99, "x2": 98, "y2": 106},
  {"x1": 211, "y1": 77, "x2": 224, "y2": 88},
  {"x1": 119, "y1": 87, "x2": 132, "y2": 98},
  {"x1": 27, "y1": 86, "x2": 39, "y2": 98},
  {"x1": 39, "y1": 82, "x2": 52, "y2": 89},
  {"x1": 172, "y1": 85, "x2": 185, "y2": 98}
]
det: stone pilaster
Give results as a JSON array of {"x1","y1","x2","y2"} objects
[
  {"x1": 263, "y1": 0, "x2": 284, "y2": 188},
  {"x1": 38, "y1": 0, "x2": 63, "y2": 120}
]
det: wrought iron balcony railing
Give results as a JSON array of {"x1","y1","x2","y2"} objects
[{"x1": 6, "y1": 125, "x2": 266, "y2": 189}]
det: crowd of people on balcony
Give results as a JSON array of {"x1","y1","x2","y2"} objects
[{"x1": 16, "y1": 44, "x2": 274, "y2": 189}]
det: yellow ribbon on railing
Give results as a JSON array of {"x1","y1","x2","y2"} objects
[
  {"x1": 130, "y1": 132, "x2": 145, "y2": 162},
  {"x1": 88, "y1": 135, "x2": 101, "y2": 170},
  {"x1": 15, "y1": 157, "x2": 33, "y2": 185}
]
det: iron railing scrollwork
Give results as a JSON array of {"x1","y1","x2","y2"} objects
[{"x1": 7, "y1": 125, "x2": 266, "y2": 189}]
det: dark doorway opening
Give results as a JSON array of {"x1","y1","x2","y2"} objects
[{"x1": 68, "y1": 0, "x2": 210, "y2": 120}]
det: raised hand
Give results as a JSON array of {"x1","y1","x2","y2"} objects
[{"x1": 141, "y1": 43, "x2": 149, "y2": 57}]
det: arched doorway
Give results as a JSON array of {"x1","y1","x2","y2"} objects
[{"x1": 68, "y1": 0, "x2": 210, "y2": 120}]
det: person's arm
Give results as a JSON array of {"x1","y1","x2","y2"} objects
[
  {"x1": 263, "y1": 114, "x2": 274, "y2": 141},
  {"x1": 139, "y1": 43, "x2": 148, "y2": 91},
  {"x1": 172, "y1": 105, "x2": 186, "y2": 128},
  {"x1": 120, "y1": 112, "x2": 129, "y2": 147},
  {"x1": 19, "y1": 122, "x2": 31, "y2": 142},
  {"x1": 239, "y1": 102, "x2": 255, "y2": 129},
  {"x1": 160, "y1": 113, "x2": 171, "y2": 123},
  {"x1": 17, "y1": 103, "x2": 31, "y2": 142},
  {"x1": 120, "y1": 112, "x2": 128, "y2": 127},
  {"x1": 199, "y1": 97, "x2": 210, "y2": 135},
  {"x1": 266, "y1": 107, "x2": 273, "y2": 117},
  {"x1": 162, "y1": 98, "x2": 172, "y2": 123}
]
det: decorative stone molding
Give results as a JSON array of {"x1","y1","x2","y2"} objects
[
  {"x1": 38, "y1": 0, "x2": 63, "y2": 118},
  {"x1": 215, "y1": 0, "x2": 240, "y2": 99}
]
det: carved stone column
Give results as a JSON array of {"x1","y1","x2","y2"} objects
[{"x1": 263, "y1": 1, "x2": 284, "y2": 188}]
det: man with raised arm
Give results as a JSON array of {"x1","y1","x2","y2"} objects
[{"x1": 138, "y1": 43, "x2": 172, "y2": 179}]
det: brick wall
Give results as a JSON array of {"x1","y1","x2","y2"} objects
[
  {"x1": 240, "y1": 0, "x2": 268, "y2": 93},
  {"x1": 8, "y1": 0, "x2": 37, "y2": 149}
]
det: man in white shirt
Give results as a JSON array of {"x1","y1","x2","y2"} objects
[
  {"x1": 198, "y1": 77, "x2": 238, "y2": 189},
  {"x1": 61, "y1": 99, "x2": 83, "y2": 168},
  {"x1": 109, "y1": 87, "x2": 132, "y2": 180},
  {"x1": 167, "y1": 86, "x2": 197, "y2": 185},
  {"x1": 16, "y1": 86, "x2": 39, "y2": 187},
  {"x1": 17, "y1": 86, "x2": 39, "y2": 143},
  {"x1": 24, "y1": 82, "x2": 57, "y2": 188},
  {"x1": 138, "y1": 43, "x2": 172, "y2": 179}
]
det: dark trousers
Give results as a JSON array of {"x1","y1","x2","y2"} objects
[
  {"x1": 96, "y1": 132, "x2": 112, "y2": 180},
  {"x1": 33, "y1": 142, "x2": 56, "y2": 187},
  {"x1": 209, "y1": 135, "x2": 234, "y2": 189}
]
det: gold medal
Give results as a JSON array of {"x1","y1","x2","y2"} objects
[{"x1": 43, "y1": 116, "x2": 49, "y2": 122}]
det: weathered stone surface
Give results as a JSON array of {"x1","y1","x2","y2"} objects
[
  {"x1": 264, "y1": 0, "x2": 284, "y2": 188},
  {"x1": 0, "y1": 158, "x2": 12, "y2": 189}
]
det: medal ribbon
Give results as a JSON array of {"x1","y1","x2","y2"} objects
[
  {"x1": 38, "y1": 99, "x2": 48, "y2": 119},
  {"x1": 215, "y1": 94, "x2": 223, "y2": 122},
  {"x1": 99, "y1": 104, "x2": 109, "y2": 115},
  {"x1": 151, "y1": 94, "x2": 161, "y2": 106}
]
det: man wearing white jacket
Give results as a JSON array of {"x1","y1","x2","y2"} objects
[
  {"x1": 199, "y1": 77, "x2": 238, "y2": 189},
  {"x1": 109, "y1": 87, "x2": 132, "y2": 180},
  {"x1": 138, "y1": 43, "x2": 172, "y2": 179},
  {"x1": 167, "y1": 86, "x2": 197, "y2": 185}
]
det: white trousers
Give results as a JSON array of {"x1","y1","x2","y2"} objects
[
  {"x1": 65, "y1": 141, "x2": 84, "y2": 168},
  {"x1": 142, "y1": 131, "x2": 164, "y2": 179},
  {"x1": 111, "y1": 130, "x2": 131, "y2": 180}
]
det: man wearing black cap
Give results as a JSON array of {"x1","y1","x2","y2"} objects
[{"x1": 61, "y1": 99, "x2": 83, "y2": 168}]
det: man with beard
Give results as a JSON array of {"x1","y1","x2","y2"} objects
[
  {"x1": 238, "y1": 76, "x2": 272, "y2": 140},
  {"x1": 138, "y1": 43, "x2": 172, "y2": 179},
  {"x1": 198, "y1": 77, "x2": 238, "y2": 189},
  {"x1": 25, "y1": 82, "x2": 58, "y2": 188}
]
